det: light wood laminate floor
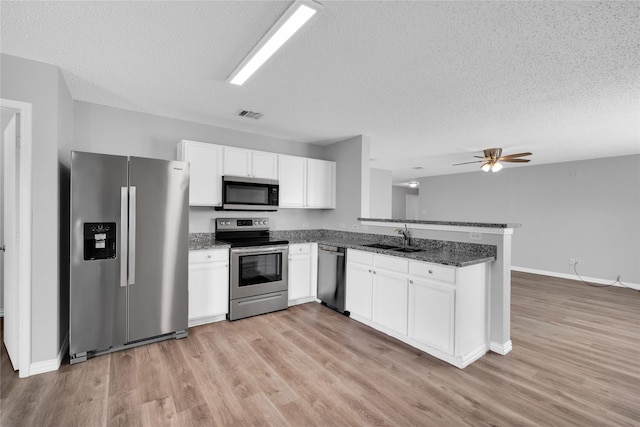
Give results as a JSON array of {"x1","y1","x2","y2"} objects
[{"x1": 2, "y1": 272, "x2": 639, "y2": 426}]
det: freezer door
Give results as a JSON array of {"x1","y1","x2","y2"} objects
[
  {"x1": 70, "y1": 152, "x2": 128, "y2": 355},
  {"x1": 127, "y1": 156, "x2": 189, "y2": 342}
]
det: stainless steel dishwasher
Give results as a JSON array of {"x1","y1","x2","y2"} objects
[{"x1": 317, "y1": 244, "x2": 348, "y2": 315}]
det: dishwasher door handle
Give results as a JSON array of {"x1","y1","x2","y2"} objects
[{"x1": 320, "y1": 249, "x2": 344, "y2": 256}]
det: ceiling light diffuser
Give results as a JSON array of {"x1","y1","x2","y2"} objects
[
  {"x1": 408, "y1": 181, "x2": 419, "y2": 188},
  {"x1": 491, "y1": 162, "x2": 503, "y2": 172},
  {"x1": 228, "y1": 0, "x2": 322, "y2": 86}
]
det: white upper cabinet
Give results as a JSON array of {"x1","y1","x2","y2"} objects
[
  {"x1": 252, "y1": 151, "x2": 279, "y2": 179},
  {"x1": 178, "y1": 140, "x2": 223, "y2": 206},
  {"x1": 278, "y1": 155, "x2": 335, "y2": 209},
  {"x1": 307, "y1": 158, "x2": 335, "y2": 208},
  {"x1": 223, "y1": 147, "x2": 278, "y2": 180},
  {"x1": 179, "y1": 140, "x2": 332, "y2": 208},
  {"x1": 279, "y1": 155, "x2": 307, "y2": 207}
]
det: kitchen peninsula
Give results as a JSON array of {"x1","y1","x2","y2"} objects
[
  {"x1": 358, "y1": 218, "x2": 521, "y2": 360},
  {"x1": 189, "y1": 220, "x2": 515, "y2": 368}
]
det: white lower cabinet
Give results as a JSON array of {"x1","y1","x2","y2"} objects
[
  {"x1": 408, "y1": 279, "x2": 455, "y2": 354},
  {"x1": 374, "y1": 269, "x2": 409, "y2": 336},
  {"x1": 345, "y1": 260, "x2": 374, "y2": 320},
  {"x1": 288, "y1": 243, "x2": 318, "y2": 305},
  {"x1": 188, "y1": 249, "x2": 229, "y2": 327},
  {"x1": 346, "y1": 249, "x2": 488, "y2": 368}
]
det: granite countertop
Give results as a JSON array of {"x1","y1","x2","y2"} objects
[
  {"x1": 291, "y1": 237, "x2": 495, "y2": 267},
  {"x1": 358, "y1": 217, "x2": 521, "y2": 229},
  {"x1": 188, "y1": 233, "x2": 230, "y2": 250},
  {"x1": 190, "y1": 230, "x2": 496, "y2": 267}
]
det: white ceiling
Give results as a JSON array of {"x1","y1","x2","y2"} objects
[{"x1": 2, "y1": 1, "x2": 639, "y2": 184}]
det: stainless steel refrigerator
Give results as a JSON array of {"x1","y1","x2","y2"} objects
[{"x1": 69, "y1": 151, "x2": 189, "y2": 364}]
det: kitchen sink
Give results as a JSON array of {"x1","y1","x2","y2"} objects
[
  {"x1": 362, "y1": 243, "x2": 399, "y2": 250},
  {"x1": 362, "y1": 243, "x2": 422, "y2": 253},
  {"x1": 391, "y1": 247, "x2": 423, "y2": 253}
]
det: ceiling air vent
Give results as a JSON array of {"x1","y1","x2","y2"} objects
[{"x1": 237, "y1": 109, "x2": 264, "y2": 120}]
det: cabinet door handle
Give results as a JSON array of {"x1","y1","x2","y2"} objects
[
  {"x1": 428, "y1": 270, "x2": 433, "y2": 274},
  {"x1": 409, "y1": 280, "x2": 413, "y2": 284},
  {"x1": 368, "y1": 269, "x2": 372, "y2": 273},
  {"x1": 373, "y1": 271, "x2": 377, "y2": 275}
]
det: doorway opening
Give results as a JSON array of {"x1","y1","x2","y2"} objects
[{"x1": 1, "y1": 98, "x2": 33, "y2": 378}]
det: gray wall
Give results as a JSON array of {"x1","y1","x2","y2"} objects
[
  {"x1": 0, "y1": 53, "x2": 72, "y2": 363},
  {"x1": 418, "y1": 155, "x2": 640, "y2": 284},
  {"x1": 392, "y1": 186, "x2": 419, "y2": 219},
  {"x1": 73, "y1": 102, "x2": 328, "y2": 232},
  {"x1": 57, "y1": 70, "x2": 74, "y2": 348},
  {"x1": 369, "y1": 168, "x2": 392, "y2": 219},
  {"x1": 323, "y1": 135, "x2": 371, "y2": 231}
]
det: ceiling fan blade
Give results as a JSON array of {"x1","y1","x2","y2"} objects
[
  {"x1": 452, "y1": 160, "x2": 483, "y2": 166},
  {"x1": 473, "y1": 156, "x2": 486, "y2": 159},
  {"x1": 501, "y1": 158, "x2": 530, "y2": 163},
  {"x1": 499, "y1": 152, "x2": 532, "y2": 160}
]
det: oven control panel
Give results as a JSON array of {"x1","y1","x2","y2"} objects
[{"x1": 216, "y1": 218, "x2": 269, "y2": 231}]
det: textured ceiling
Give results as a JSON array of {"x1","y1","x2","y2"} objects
[{"x1": 1, "y1": 1, "x2": 639, "y2": 183}]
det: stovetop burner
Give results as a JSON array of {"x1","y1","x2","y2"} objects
[{"x1": 215, "y1": 217, "x2": 289, "y2": 248}]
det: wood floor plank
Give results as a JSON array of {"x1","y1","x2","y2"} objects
[{"x1": 1, "y1": 271, "x2": 639, "y2": 426}]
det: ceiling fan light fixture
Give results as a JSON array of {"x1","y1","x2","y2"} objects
[
  {"x1": 481, "y1": 162, "x2": 491, "y2": 172},
  {"x1": 491, "y1": 161, "x2": 503, "y2": 172},
  {"x1": 228, "y1": 0, "x2": 322, "y2": 86}
]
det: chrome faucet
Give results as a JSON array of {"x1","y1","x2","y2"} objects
[{"x1": 395, "y1": 224, "x2": 411, "y2": 246}]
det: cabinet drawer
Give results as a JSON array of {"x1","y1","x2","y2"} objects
[
  {"x1": 348, "y1": 249, "x2": 373, "y2": 265},
  {"x1": 410, "y1": 261, "x2": 456, "y2": 284},
  {"x1": 289, "y1": 243, "x2": 311, "y2": 255},
  {"x1": 189, "y1": 249, "x2": 228, "y2": 264},
  {"x1": 375, "y1": 254, "x2": 409, "y2": 274}
]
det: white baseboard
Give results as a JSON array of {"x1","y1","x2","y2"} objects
[
  {"x1": 288, "y1": 296, "x2": 317, "y2": 307},
  {"x1": 188, "y1": 313, "x2": 227, "y2": 328},
  {"x1": 490, "y1": 340, "x2": 513, "y2": 355},
  {"x1": 511, "y1": 266, "x2": 640, "y2": 291},
  {"x1": 29, "y1": 331, "x2": 68, "y2": 376}
]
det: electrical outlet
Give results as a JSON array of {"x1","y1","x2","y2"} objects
[
  {"x1": 361, "y1": 225, "x2": 368, "y2": 230},
  {"x1": 469, "y1": 232, "x2": 482, "y2": 241},
  {"x1": 352, "y1": 224, "x2": 359, "y2": 230}
]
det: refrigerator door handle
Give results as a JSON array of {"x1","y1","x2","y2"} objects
[
  {"x1": 120, "y1": 187, "x2": 129, "y2": 287},
  {"x1": 128, "y1": 186, "x2": 136, "y2": 285}
]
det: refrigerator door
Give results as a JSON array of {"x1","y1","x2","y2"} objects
[
  {"x1": 127, "y1": 156, "x2": 189, "y2": 342},
  {"x1": 70, "y1": 152, "x2": 128, "y2": 355}
]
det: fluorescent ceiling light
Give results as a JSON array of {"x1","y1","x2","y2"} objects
[
  {"x1": 408, "y1": 181, "x2": 419, "y2": 188},
  {"x1": 228, "y1": 1, "x2": 322, "y2": 86}
]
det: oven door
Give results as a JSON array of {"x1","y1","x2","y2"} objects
[{"x1": 230, "y1": 246, "x2": 289, "y2": 299}]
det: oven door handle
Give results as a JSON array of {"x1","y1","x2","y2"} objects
[{"x1": 231, "y1": 246, "x2": 289, "y2": 255}]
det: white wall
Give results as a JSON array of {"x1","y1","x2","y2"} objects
[
  {"x1": 323, "y1": 135, "x2": 371, "y2": 231},
  {"x1": 73, "y1": 102, "x2": 328, "y2": 232},
  {"x1": 418, "y1": 155, "x2": 640, "y2": 284},
  {"x1": 369, "y1": 168, "x2": 392, "y2": 218},
  {"x1": 0, "y1": 53, "x2": 73, "y2": 363},
  {"x1": 391, "y1": 186, "x2": 419, "y2": 219}
]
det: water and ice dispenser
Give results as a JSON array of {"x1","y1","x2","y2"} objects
[{"x1": 83, "y1": 222, "x2": 116, "y2": 260}]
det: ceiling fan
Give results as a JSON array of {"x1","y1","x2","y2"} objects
[{"x1": 453, "y1": 148, "x2": 532, "y2": 172}]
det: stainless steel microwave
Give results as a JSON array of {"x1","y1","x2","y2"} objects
[{"x1": 219, "y1": 176, "x2": 279, "y2": 211}]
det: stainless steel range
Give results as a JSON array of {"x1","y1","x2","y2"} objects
[{"x1": 216, "y1": 218, "x2": 289, "y2": 321}]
